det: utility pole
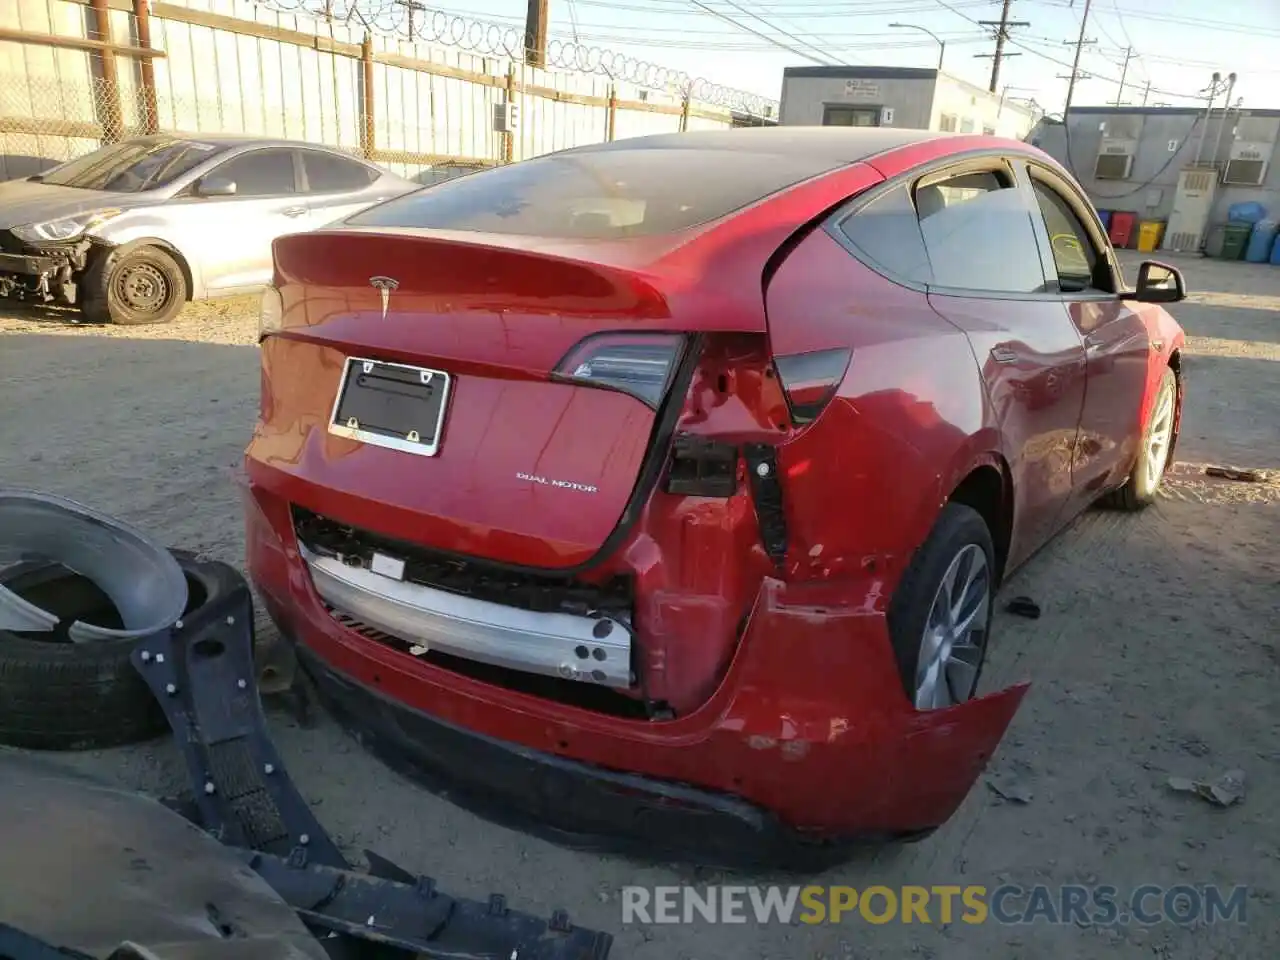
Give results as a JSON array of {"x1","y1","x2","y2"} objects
[
  {"x1": 976, "y1": 0, "x2": 1030, "y2": 93},
  {"x1": 1113, "y1": 46, "x2": 1135, "y2": 106},
  {"x1": 1062, "y1": 0, "x2": 1094, "y2": 119},
  {"x1": 1141, "y1": 79, "x2": 1151, "y2": 106},
  {"x1": 524, "y1": 0, "x2": 548, "y2": 68}
]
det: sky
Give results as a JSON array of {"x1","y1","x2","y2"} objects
[{"x1": 408, "y1": 0, "x2": 1280, "y2": 115}]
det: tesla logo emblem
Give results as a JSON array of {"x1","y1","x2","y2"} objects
[{"x1": 369, "y1": 276, "x2": 399, "y2": 320}]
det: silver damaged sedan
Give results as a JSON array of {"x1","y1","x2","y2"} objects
[{"x1": 0, "y1": 135, "x2": 417, "y2": 324}]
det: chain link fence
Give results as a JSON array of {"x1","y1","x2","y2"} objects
[
  {"x1": 255, "y1": 0, "x2": 778, "y2": 117},
  {"x1": 0, "y1": 0, "x2": 775, "y2": 181}
]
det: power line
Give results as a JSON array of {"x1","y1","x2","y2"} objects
[
  {"x1": 1031, "y1": 0, "x2": 1280, "y2": 38},
  {"x1": 931, "y1": 0, "x2": 1209, "y2": 101},
  {"x1": 685, "y1": 0, "x2": 836, "y2": 63},
  {"x1": 711, "y1": 0, "x2": 852, "y2": 64},
  {"x1": 571, "y1": 0, "x2": 995, "y2": 14}
]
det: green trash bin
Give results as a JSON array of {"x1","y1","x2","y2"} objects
[{"x1": 1221, "y1": 222, "x2": 1253, "y2": 260}]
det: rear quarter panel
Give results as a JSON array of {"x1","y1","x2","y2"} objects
[{"x1": 764, "y1": 227, "x2": 1000, "y2": 594}]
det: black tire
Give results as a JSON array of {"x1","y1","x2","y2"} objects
[
  {"x1": 82, "y1": 243, "x2": 187, "y2": 326},
  {"x1": 886, "y1": 503, "x2": 996, "y2": 709},
  {"x1": 0, "y1": 551, "x2": 243, "y2": 751},
  {"x1": 1102, "y1": 366, "x2": 1178, "y2": 511}
]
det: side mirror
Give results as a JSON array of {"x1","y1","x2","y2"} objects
[
  {"x1": 1122, "y1": 260, "x2": 1186, "y2": 304},
  {"x1": 197, "y1": 176, "x2": 237, "y2": 198}
]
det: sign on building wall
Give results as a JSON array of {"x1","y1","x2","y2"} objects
[
  {"x1": 844, "y1": 79, "x2": 880, "y2": 99},
  {"x1": 881, "y1": 107, "x2": 895, "y2": 125}
]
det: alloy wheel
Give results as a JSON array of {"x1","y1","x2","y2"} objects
[
  {"x1": 1145, "y1": 381, "x2": 1176, "y2": 491},
  {"x1": 915, "y1": 544, "x2": 990, "y2": 710}
]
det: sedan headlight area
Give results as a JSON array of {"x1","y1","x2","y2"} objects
[{"x1": 10, "y1": 208, "x2": 123, "y2": 244}]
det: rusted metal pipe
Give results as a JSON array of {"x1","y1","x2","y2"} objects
[
  {"x1": 504, "y1": 65, "x2": 517, "y2": 163},
  {"x1": 90, "y1": 0, "x2": 125, "y2": 142},
  {"x1": 133, "y1": 0, "x2": 159, "y2": 134},
  {"x1": 360, "y1": 32, "x2": 375, "y2": 159}
]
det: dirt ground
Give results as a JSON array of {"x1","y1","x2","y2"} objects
[{"x1": 1, "y1": 251, "x2": 1278, "y2": 959}]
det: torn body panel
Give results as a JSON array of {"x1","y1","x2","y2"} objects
[
  {"x1": 0, "y1": 489, "x2": 187, "y2": 642},
  {"x1": 249, "y1": 481, "x2": 1028, "y2": 861}
]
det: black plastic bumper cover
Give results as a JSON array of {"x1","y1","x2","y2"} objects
[
  {"x1": 290, "y1": 638, "x2": 881, "y2": 871},
  {"x1": 129, "y1": 574, "x2": 612, "y2": 959}
]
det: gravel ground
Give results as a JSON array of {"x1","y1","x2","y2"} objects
[{"x1": 1, "y1": 252, "x2": 1278, "y2": 959}]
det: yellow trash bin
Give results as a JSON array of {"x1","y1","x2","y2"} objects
[{"x1": 1137, "y1": 220, "x2": 1166, "y2": 253}]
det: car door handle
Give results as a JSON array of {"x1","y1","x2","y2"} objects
[{"x1": 282, "y1": 206, "x2": 308, "y2": 218}]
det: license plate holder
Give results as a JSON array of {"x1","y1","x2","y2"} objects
[{"x1": 328, "y1": 357, "x2": 452, "y2": 457}]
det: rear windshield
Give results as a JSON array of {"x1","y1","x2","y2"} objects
[
  {"x1": 345, "y1": 147, "x2": 839, "y2": 239},
  {"x1": 38, "y1": 139, "x2": 224, "y2": 192}
]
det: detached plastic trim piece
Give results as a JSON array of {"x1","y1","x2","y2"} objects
[{"x1": 0, "y1": 489, "x2": 187, "y2": 643}]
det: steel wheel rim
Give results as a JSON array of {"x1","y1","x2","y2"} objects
[
  {"x1": 116, "y1": 262, "x2": 169, "y2": 314},
  {"x1": 1145, "y1": 382, "x2": 1176, "y2": 490},
  {"x1": 915, "y1": 544, "x2": 990, "y2": 710}
]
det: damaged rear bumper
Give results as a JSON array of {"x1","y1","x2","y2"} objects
[{"x1": 248, "y1": 480, "x2": 1029, "y2": 868}]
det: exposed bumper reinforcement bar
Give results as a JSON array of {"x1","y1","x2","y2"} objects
[
  {"x1": 301, "y1": 546, "x2": 633, "y2": 688},
  {"x1": 0, "y1": 251, "x2": 66, "y2": 276}
]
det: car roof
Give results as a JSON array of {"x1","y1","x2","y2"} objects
[
  {"x1": 123, "y1": 133, "x2": 364, "y2": 153},
  {"x1": 558, "y1": 127, "x2": 951, "y2": 164}
]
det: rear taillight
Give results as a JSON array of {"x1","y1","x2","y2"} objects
[
  {"x1": 554, "y1": 332, "x2": 686, "y2": 408},
  {"x1": 773, "y1": 348, "x2": 852, "y2": 425}
]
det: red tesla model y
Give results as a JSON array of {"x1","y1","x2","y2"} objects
[{"x1": 245, "y1": 128, "x2": 1186, "y2": 867}]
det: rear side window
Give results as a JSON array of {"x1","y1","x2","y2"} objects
[
  {"x1": 913, "y1": 169, "x2": 1047, "y2": 293},
  {"x1": 835, "y1": 184, "x2": 932, "y2": 284},
  {"x1": 345, "y1": 147, "x2": 840, "y2": 239},
  {"x1": 303, "y1": 150, "x2": 377, "y2": 192},
  {"x1": 212, "y1": 149, "x2": 296, "y2": 196}
]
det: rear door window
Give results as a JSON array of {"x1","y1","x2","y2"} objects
[
  {"x1": 913, "y1": 167, "x2": 1048, "y2": 294},
  {"x1": 345, "y1": 147, "x2": 843, "y2": 239},
  {"x1": 833, "y1": 183, "x2": 932, "y2": 285},
  {"x1": 210, "y1": 149, "x2": 297, "y2": 196},
  {"x1": 302, "y1": 150, "x2": 378, "y2": 193}
]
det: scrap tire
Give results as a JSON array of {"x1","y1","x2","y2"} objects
[
  {"x1": 81, "y1": 243, "x2": 187, "y2": 326},
  {"x1": 0, "y1": 550, "x2": 240, "y2": 751}
]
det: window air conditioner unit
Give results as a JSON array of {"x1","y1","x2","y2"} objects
[
  {"x1": 1222, "y1": 141, "x2": 1269, "y2": 186},
  {"x1": 1094, "y1": 138, "x2": 1136, "y2": 180}
]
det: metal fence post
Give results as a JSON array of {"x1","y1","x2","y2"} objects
[
  {"x1": 679, "y1": 92, "x2": 690, "y2": 132},
  {"x1": 133, "y1": 0, "x2": 159, "y2": 134},
  {"x1": 606, "y1": 83, "x2": 617, "y2": 141},
  {"x1": 360, "y1": 32, "x2": 375, "y2": 159},
  {"x1": 89, "y1": 0, "x2": 125, "y2": 141},
  {"x1": 504, "y1": 64, "x2": 517, "y2": 163}
]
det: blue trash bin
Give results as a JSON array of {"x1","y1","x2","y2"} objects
[{"x1": 1246, "y1": 219, "x2": 1279, "y2": 263}]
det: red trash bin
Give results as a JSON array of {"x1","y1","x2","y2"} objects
[{"x1": 1108, "y1": 211, "x2": 1137, "y2": 248}]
